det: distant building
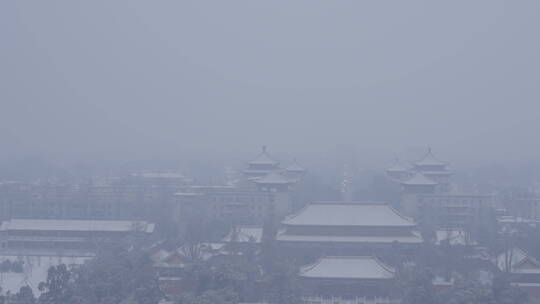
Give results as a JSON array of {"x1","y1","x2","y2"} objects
[
  {"x1": 388, "y1": 148, "x2": 494, "y2": 227},
  {"x1": 412, "y1": 148, "x2": 451, "y2": 192},
  {"x1": 419, "y1": 194, "x2": 493, "y2": 228},
  {"x1": 510, "y1": 197, "x2": 540, "y2": 222},
  {"x1": 283, "y1": 159, "x2": 307, "y2": 181},
  {"x1": 386, "y1": 148, "x2": 451, "y2": 192},
  {"x1": 0, "y1": 178, "x2": 183, "y2": 221},
  {"x1": 277, "y1": 202, "x2": 422, "y2": 255},
  {"x1": 385, "y1": 158, "x2": 411, "y2": 182},
  {"x1": 400, "y1": 171, "x2": 438, "y2": 217},
  {"x1": 242, "y1": 146, "x2": 281, "y2": 179},
  {"x1": 173, "y1": 186, "x2": 275, "y2": 230},
  {"x1": 495, "y1": 247, "x2": 540, "y2": 302},
  {"x1": 299, "y1": 256, "x2": 399, "y2": 304},
  {"x1": 174, "y1": 147, "x2": 306, "y2": 230},
  {"x1": 0, "y1": 219, "x2": 154, "y2": 253}
]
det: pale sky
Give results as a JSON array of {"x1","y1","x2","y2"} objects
[{"x1": 2, "y1": 1, "x2": 540, "y2": 165}]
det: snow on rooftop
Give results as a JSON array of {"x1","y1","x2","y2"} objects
[
  {"x1": 282, "y1": 202, "x2": 415, "y2": 227},
  {"x1": 0, "y1": 255, "x2": 91, "y2": 294},
  {"x1": 496, "y1": 247, "x2": 540, "y2": 274},
  {"x1": 222, "y1": 226, "x2": 263, "y2": 243},
  {"x1": 248, "y1": 146, "x2": 279, "y2": 166},
  {"x1": 414, "y1": 149, "x2": 447, "y2": 167},
  {"x1": 300, "y1": 256, "x2": 395, "y2": 280},
  {"x1": 285, "y1": 159, "x2": 306, "y2": 172},
  {"x1": 401, "y1": 171, "x2": 438, "y2": 186},
  {"x1": 1, "y1": 219, "x2": 155, "y2": 233},
  {"x1": 131, "y1": 172, "x2": 190, "y2": 180},
  {"x1": 276, "y1": 232, "x2": 422, "y2": 244},
  {"x1": 436, "y1": 230, "x2": 475, "y2": 246},
  {"x1": 386, "y1": 158, "x2": 408, "y2": 172}
]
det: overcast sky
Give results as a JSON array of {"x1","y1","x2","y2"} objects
[{"x1": 2, "y1": 1, "x2": 540, "y2": 166}]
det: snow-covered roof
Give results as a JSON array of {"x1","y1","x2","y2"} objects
[
  {"x1": 285, "y1": 159, "x2": 306, "y2": 172},
  {"x1": 222, "y1": 226, "x2": 263, "y2": 243},
  {"x1": 282, "y1": 202, "x2": 415, "y2": 227},
  {"x1": 0, "y1": 254, "x2": 92, "y2": 294},
  {"x1": 414, "y1": 149, "x2": 447, "y2": 167},
  {"x1": 401, "y1": 172, "x2": 438, "y2": 186},
  {"x1": 0, "y1": 219, "x2": 155, "y2": 233},
  {"x1": 421, "y1": 170, "x2": 451, "y2": 176},
  {"x1": 496, "y1": 248, "x2": 540, "y2": 274},
  {"x1": 299, "y1": 256, "x2": 395, "y2": 280},
  {"x1": 436, "y1": 230, "x2": 475, "y2": 246},
  {"x1": 386, "y1": 158, "x2": 408, "y2": 172},
  {"x1": 177, "y1": 242, "x2": 227, "y2": 262},
  {"x1": 248, "y1": 146, "x2": 279, "y2": 166},
  {"x1": 432, "y1": 276, "x2": 454, "y2": 286},
  {"x1": 131, "y1": 172, "x2": 188, "y2": 179},
  {"x1": 255, "y1": 171, "x2": 291, "y2": 185},
  {"x1": 276, "y1": 232, "x2": 422, "y2": 244}
]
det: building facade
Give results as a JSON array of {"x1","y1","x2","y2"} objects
[
  {"x1": 277, "y1": 202, "x2": 422, "y2": 256},
  {"x1": 299, "y1": 256, "x2": 400, "y2": 304}
]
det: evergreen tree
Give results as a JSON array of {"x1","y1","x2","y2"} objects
[{"x1": 38, "y1": 264, "x2": 73, "y2": 304}]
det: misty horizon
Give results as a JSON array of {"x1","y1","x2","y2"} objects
[{"x1": 2, "y1": 1, "x2": 540, "y2": 167}]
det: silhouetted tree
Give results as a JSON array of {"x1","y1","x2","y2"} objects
[{"x1": 38, "y1": 264, "x2": 73, "y2": 304}]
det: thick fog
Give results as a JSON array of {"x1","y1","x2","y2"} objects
[{"x1": 2, "y1": 1, "x2": 540, "y2": 166}]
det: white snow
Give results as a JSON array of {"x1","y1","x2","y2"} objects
[
  {"x1": 435, "y1": 229, "x2": 475, "y2": 246},
  {"x1": 276, "y1": 232, "x2": 422, "y2": 244},
  {"x1": 1, "y1": 219, "x2": 155, "y2": 233},
  {"x1": 300, "y1": 256, "x2": 395, "y2": 280},
  {"x1": 282, "y1": 202, "x2": 416, "y2": 227},
  {"x1": 222, "y1": 226, "x2": 263, "y2": 243},
  {"x1": 248, "y1": 148, "x2": 279, "y2": 166},
  {"x1": 496, "y1": 248, "x2": 540, "y2": 274},
  {"x1": 0, "y1": 254, "x2": 92, "y2": 294},
  {"x1": 414, "y1": 150, "x2": 447, "y2": 167}
]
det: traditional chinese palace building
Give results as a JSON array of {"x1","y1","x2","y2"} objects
[
  {"x1": 277, "y1": 202, "x2": 422, "y2": 256},
  {"x1": 300, "y1": 256, "x2": 400, "y2": 304}
]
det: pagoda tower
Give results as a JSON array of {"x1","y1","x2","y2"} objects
[
  {"x1": 242, "y1": 146, "x2": 281, "y2": 179},
  {"x1": 413, "y1": 148, "x2": 451, "y2": 192},
  {"x1": 399, "y1": 171, "x2": 438, "y2": 218}
]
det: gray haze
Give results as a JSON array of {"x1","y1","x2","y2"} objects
[{"x1": 2, "y1": 1, "x2": 540, "y2": 165}]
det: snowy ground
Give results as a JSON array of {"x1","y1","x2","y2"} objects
[{"x1": 0, "y1": 254, "x2": 93, "y2": 294}]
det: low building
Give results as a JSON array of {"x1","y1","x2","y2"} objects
[
  {"x1": 0, "y1": 219, "x2": 154, "y2": 252},
  {"x1": 299, "y1": 256, "x2": 399, "y2": 304},
  {"x1": 174, "y1": 186, "x2": 275, "y2": 230},
  {"x1": 0, "y1": 181, "x2": 180, "y2": 222},
  {"x1": 495, "y1": 248, "x2": 540, "y2": 302},
  {"x1": 419, "y1": 194, "x2": 493, "y2": 228}
]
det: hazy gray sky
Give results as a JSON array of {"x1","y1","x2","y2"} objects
[{"x1": 2, "y1": 1, "x2": 540, "y2": 165}]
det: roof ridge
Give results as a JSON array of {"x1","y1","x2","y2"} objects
[
  {"x1": 386, "y1": 205, "x2": 415, "y2": 224},
  {"x1": 311, "y1": 201, "x2": 387, "y2": 205},
  {"x1": 282, "y1": 203, "x2": 311, "y2": 223},
  {"x1": 372, "y1": 256, "x2": 396, "y2": 274},
  {"x1": 324, "y1": 255, "x2": 376, "y2": 259},
  {"x1": 299, "y1": 258, "x2": 323, "y2": 275}
]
